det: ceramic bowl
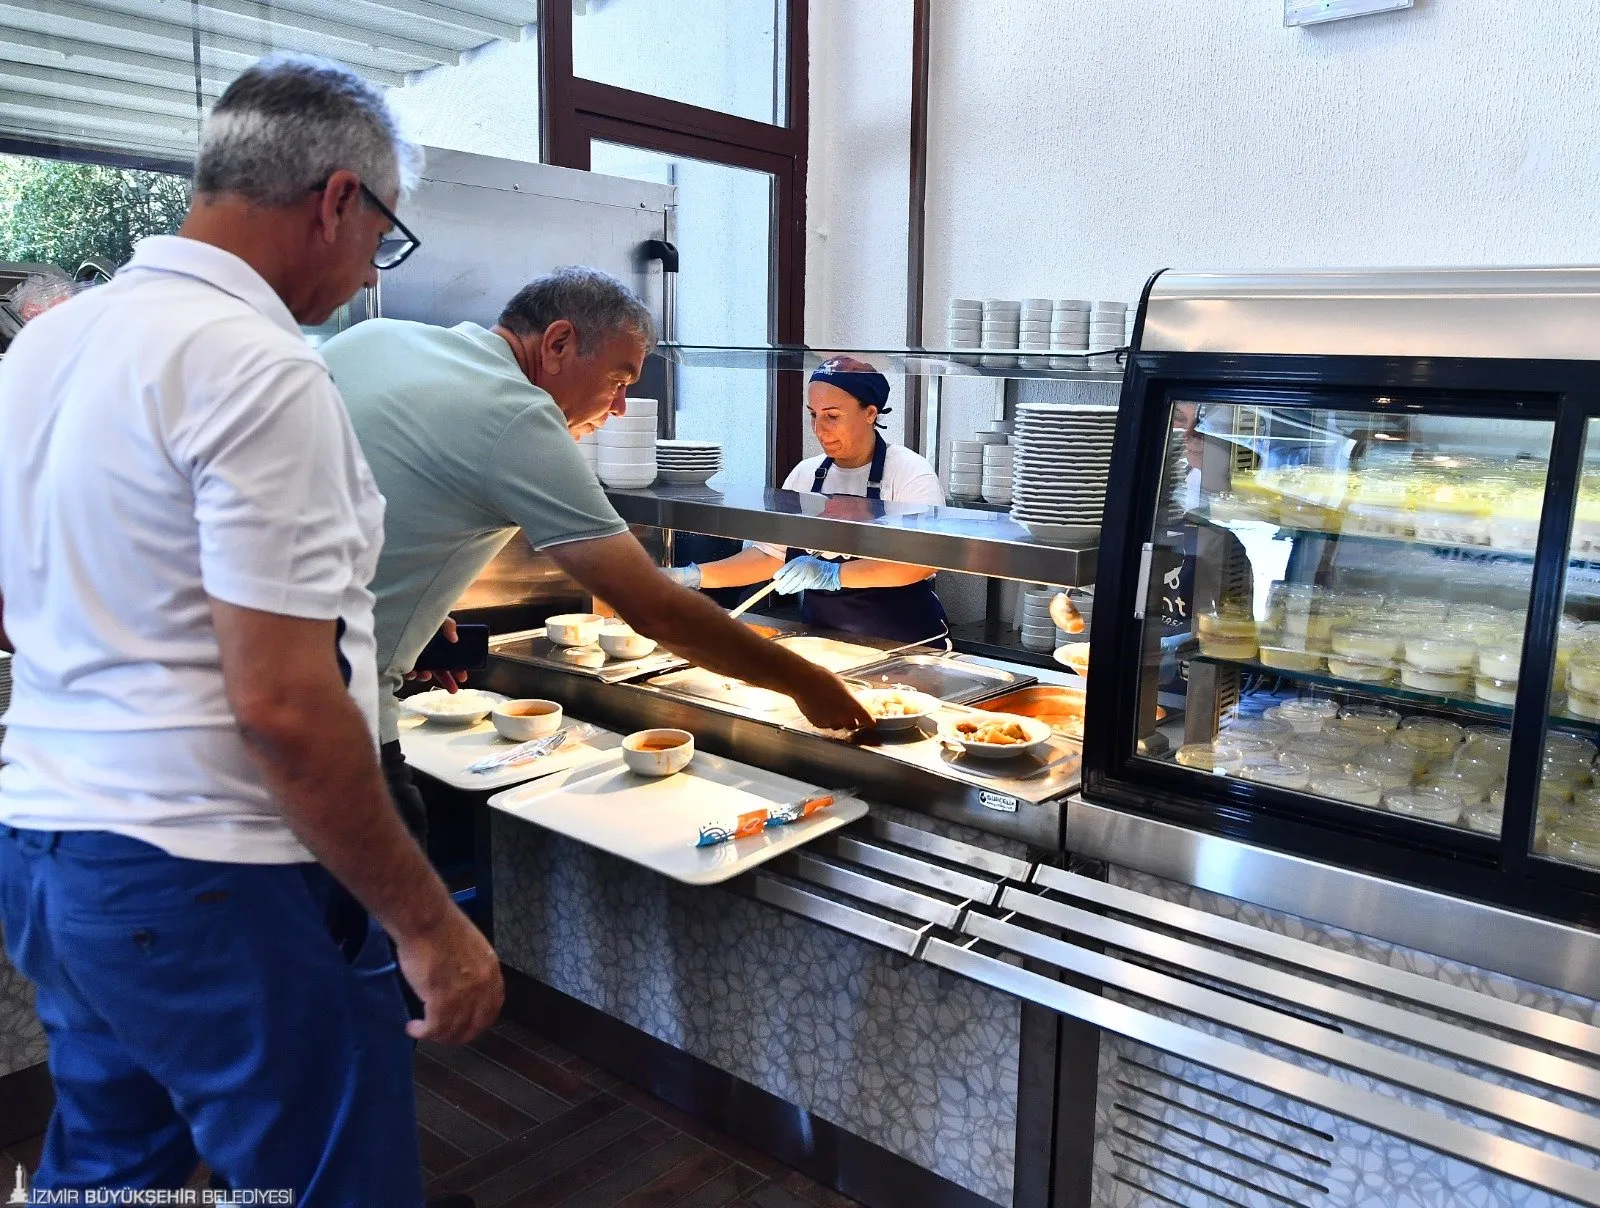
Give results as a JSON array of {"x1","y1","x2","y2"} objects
[
  {"x1": 492, "y1": 699, "x2": 563, "y2": 741},
  {"x1": 547, "y1": 613, "x2": 604, "y2": 648},
  {"x1": 599, "y1": 624, "x2": 658, "y2": 661},
  {"x1": 403, "y1": 688, "x2": 503, "y2": 727},
  {"x1": 622, "y1": 728, "x2": 694, "y2": 777}
]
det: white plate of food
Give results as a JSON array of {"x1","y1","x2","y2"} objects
[
  {"x1": 854, "y1": 687, "x2": 942, "y2": 731},
  {"x1": 402, "y1": 688, "x2": 508, "y2": 727},
  {"x1": 941, "y1": 711, "x2": 1053, "y2": 759}
]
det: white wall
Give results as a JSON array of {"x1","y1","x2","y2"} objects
[
  {"x1": 807, "y1": 0, "x2": 1600, "y2": 344},
  {"x1": 806, "y1": 0, "x2": 1600, "y2": 619}
]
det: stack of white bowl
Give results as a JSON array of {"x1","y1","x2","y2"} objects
[
  {"x1": 975, "y1": 420, "x2": 1012, "y2": 445},
  {"x1": 981, "y1": 299, "x2": 1020, "y2": 367},
  {"x1": 1020, "y1": 586, "x2": 1058, "y2": 652},
  {"x1": 1124, "y1": 310, "x2": 1137, "y2": 347},
  {"x1": 948, "y1": 298, "x2": 983, "y2": 350},
  {"x1": 1090, "y1": 302, "x2": 1128, "y2": 352},
  {"x1": 655, "y1": 439, "x2": 722, "y2": 486},
  {"x1": 949, "y1": 438, "x2": 985, "y2": 499},
  {"x1": 577, "y1": 431, "x2": 599, "y2": 472},
  {"x1": 1049, "y1": 300, "x2": 1088, "y2": 350},
  {"x1": 598, "y1": 398, "x2": 657, "y2": 489},
  {"x1": 1018, "y1": 299, "x2": 1053, "y2": 359},
  {"x1": 982, "y1": 442, "x2": 1014, "y2": 504}
]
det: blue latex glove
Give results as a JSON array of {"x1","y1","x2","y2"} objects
[
  {"x1": 664, "y1": 563, "x2": 702, "y2": 590},
  {"x1": 772, "y1": 555, "x2": 843, "y2": 595}
]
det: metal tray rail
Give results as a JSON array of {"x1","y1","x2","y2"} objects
[{"x1": 726, "y1": 814, "x2": 1600, "y2": 1206}]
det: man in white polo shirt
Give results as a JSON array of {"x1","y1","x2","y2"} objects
[{"x1": 0, "y1": 58, "x2": 498, "y2": 1206}]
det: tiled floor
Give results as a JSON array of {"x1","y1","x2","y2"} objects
[{"x1": 2, "y1": 1017, "x2": 863, "y2": 1208}]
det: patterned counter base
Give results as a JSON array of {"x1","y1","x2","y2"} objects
[
  {"x1": 491, "y1": 811, "x2": 1022, "y2": 1206},
  {"x1": 0, "y1": 955, "x2": 45, "y2": 1079},
  {"x1": 1090, "y1": 864, "x2": 1600, "y2": 1208}
]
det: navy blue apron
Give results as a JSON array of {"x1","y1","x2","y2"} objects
[{"x1": 786, "y1": 433, "x2": 950, "y2": 644}]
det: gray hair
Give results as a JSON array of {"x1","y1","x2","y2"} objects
[
  {"x1": 195, "y1": 55, "x2": 422, "y2": 207},
  {"x1": 498, "y1": 267, "x2": 657, "y2": 355}
]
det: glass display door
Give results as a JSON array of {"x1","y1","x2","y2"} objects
[{"x1": 1134, "y1": 394, "x2": 1557, "y2": 839}]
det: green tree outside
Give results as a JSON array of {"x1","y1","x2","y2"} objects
[{"x1": 0, "y1": 153, "x2": 189, "y2": 274}]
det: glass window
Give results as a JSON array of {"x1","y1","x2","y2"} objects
[
  {"x1": 0, "y1": 152, "x2": 187, "y2": 273},
  {"x1": 1135, "y1": 398, "x2": 1555, "y2": 837},
  {"x1": 1536, "y1": 418, "x2": 1600, "y2": 867},
  {"x1": 573, "y1": 0, "x2": 787, "y2": 126},
  {"x1": 590, "y1": 140, "x2": 774, "y2": 494}
]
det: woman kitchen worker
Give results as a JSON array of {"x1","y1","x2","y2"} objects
[{"x1": 667, "y1": 357, "x2": 950, "y2": 644}]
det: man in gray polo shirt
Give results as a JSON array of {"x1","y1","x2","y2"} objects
[{"x1": 323, "y1": 267, "x2": 868, "y2": 830}]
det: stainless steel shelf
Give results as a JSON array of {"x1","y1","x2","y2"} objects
[
  {"x1": 655, "y1": 341, "x2": 1128, "y2": 383},
  {"x1": 606, "y1": 484, "x2": 1098, "y2": 585}
]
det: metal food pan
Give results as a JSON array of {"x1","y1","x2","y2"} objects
[
  {"x1": 848, "y1": 655, "x2": 1032, "y2": 705},
  {"x1": 972, "y1": 685, "x2": 1086, "y2": 741}
]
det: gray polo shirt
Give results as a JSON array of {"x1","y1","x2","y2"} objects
[{"x1": 324, "y1": 319, "x2": 627, "y2": 742}]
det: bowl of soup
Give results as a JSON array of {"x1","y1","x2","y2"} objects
[
  {"x1": 622, "y1": 728, "x2": 694, "y2": 777},
  {"x1": 492, "y1": 698, "x2": 563, "y2": 741}
]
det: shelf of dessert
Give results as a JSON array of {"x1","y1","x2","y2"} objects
[
  {"x1": 1194, "y1": 452, "x2": 1575, "y2": 564},
  {"x1": 1155, "y1": 693, "x2": 1600, "y2": 871},
  {"x1": 1190, "y1": 586, "x2": 1600, "y2": 727}
]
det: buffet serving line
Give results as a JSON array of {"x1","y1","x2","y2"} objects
[{"x1": 435, "y1": 268, "x2": 1600, "y2": 1208}]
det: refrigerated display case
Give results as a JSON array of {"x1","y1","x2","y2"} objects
[{"x1": 1086, "y1": 267, "x2": 1600, "y2": 927}]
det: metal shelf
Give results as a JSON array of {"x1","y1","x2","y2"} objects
[
  {"x1": 606, "y1": 484, "x2": 1098, "y2": 585},
  {"x1": 655, "y1": 342, "x2": 1128, "y2": 383}
]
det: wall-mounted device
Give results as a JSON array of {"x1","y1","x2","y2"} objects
[{"x1": 1285, "y1": 0, "x2": 1412, "y2": 26}]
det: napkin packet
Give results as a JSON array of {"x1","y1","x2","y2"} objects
[{"x1": 695, "y1": 792, "x2": 836, "y2": 848}]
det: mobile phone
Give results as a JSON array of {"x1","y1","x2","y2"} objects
[{"x1": 413, "y1": 623, "x2": 490, "y2": 672}]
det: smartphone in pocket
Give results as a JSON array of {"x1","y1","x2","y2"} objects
[{"x1": 412, "y1": 623, "x2": 490, "y2": 672}]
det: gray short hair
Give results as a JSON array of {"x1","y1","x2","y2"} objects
[
  {"x1": 498, "y1": 267, "x2": 657, "y2": 355},
  {"x1": 195, "y1": 55, "x2": 422, "y2": 207}
]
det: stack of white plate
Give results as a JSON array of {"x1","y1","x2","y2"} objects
[
  {"x1": 1018, "y1": 298, "x2": 1053, "y2": 357},
  {"x1": 655, "y1": 439, "x2": 722, "y2": 486},
  {"x1": 577, "y1": 431, "x2": 599, "y2": 472},
  {"x1": 1020, "y1": 585, "x2": 1058, "y2": 652},
  {"x1": 982, "y1": 442, "x2": 1013, "y2": 504},
  {"x1": 1090, "y1": 302, "x2": 1128, "y2": 352},
  {"x1": 948, "y1": 438, "x2": 985, "y2": 498},
  {"x1": 981, "y1": 299, "x2": 1020, "y2": 367},
  {"x1": 948, "y1": 298, "x2": 982, "y2": 350},
  {"x1": 598, "y1": 399, "x2": 657, "y2": 489},
  {"x1": 1009, "y1": 402, "x2": 1118, "y2": 538}
]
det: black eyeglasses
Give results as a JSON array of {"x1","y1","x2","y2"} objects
[{"x1": 310, "y1": 178, "x2": 420, "y2": 270}]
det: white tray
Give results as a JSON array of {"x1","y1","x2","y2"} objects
[
  {"x1": 398, "y1": 714, "x2": 621, "y2": 792},
  {"x1": 487, "y1": 750, "x2": 867, "y2": 885}
]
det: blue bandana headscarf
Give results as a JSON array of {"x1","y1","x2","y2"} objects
[{"x1": 811, "y1": 356, "x2": 892, "y2": 428}]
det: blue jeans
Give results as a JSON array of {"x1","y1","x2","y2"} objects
[{"x1": 0, "y1": 828, "x2": 424, "y2": 1206}]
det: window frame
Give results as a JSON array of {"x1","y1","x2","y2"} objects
[{"x1": 539, "y1": 0, "x2": 809, "y2": 481}]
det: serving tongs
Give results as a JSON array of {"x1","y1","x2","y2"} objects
[{"x1": 467, "y1": 723, "x2": 601, "y2": 774}]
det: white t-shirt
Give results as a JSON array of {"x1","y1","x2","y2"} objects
[
  {"x1": 0, "y1": 236, "x2": 385, "y2": 864},
  {"x1": 754, "y1": 443, "x2": 945, "y2": 559}
]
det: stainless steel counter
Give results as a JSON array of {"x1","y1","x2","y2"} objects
[
  {"x1": 482, "y1": 642, "x2": 1076, "y2": 850},
  {"x1": 604, "y1": 484, "x2": 1098, "y2": 584}
]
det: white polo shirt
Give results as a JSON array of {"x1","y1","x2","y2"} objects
[{"x1": 0, "y1": 236, "x2": 385, "y2": 864}]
